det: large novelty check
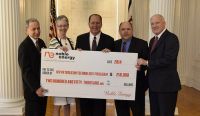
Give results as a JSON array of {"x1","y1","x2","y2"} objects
[{"x1": 41, "y1": 49, "x2": 138, "y2": 100}]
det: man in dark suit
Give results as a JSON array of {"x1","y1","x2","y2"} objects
[
  {"x1": 114, "y1": 22, "x2": 148, "y2": 116},
  {"x1": 75, "y1": 14, "x2": 114, "y2": 116},
  {"x1": 137, "y1": 14, "x2": 181, "y2": 116},
  {"x1": 18, "y1": 18, "x2": 47, "y2": 116}
]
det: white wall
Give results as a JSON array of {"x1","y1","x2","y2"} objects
[
  {"x1": 174, "y1": 0, "x2": 200, "y2": 90},
  {"x1": 57, "y1": 0, "x2": 121, "y2": 42},
  {"x1": 132, "y1": 0, "x2": 149, "y2": 41},
  {"x1": 20, "y1": 0, "x2": 49, "y2": 44}
]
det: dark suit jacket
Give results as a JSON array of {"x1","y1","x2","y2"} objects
[
  {"x1": 75, "y1": 32, "x2": 114, "y2": 51},
  {"x1": 18, "y1": 36, "x2": 46, "y2": 100},
  {"x1": 114, "y1": 37, "x2": 149, "y2": 90},
  {"x1": 148, "y1": 30, "x2": 181, "y2": 92},
  {"x1": 75, "y1": 32, "x2": 114, "y2": 116}
]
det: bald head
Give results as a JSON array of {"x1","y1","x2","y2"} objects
[
  {"x1": 151, "y1": 14, "x2": 165, "y2": 22},
  {"x1": 119, "y1": 21, "x2": 133, "y2": 40},
  {"x1": 150, "y1": 14, "x2": 166, "y2": 35},
  {"x1": 119, "y1": 21, "x2": 133, "y2": 30}
]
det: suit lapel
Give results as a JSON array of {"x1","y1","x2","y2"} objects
[
  {"x1": 115, "y1": 37, "x2": 136, "y2": 52},
  {"x1": 84, "y1": 33, "x2": 90, "y2": 50},
  {"x1": 96, "y1": 33, "x2": 104, "y2": 51},
  {"x1": 115, "y1": 39, "x2": 122, "y2": 52},
  {"x1": 151, "y1": 30, "x2": 168, "y2": 54},
  {"x1": 27, "y1": 36, "x2": 41, "y2": 53},
  {"x1": 149, "y1": 38, "x2": 154, "y2": 51},
  {"x1": 27, "y1": 36, "x2": 37, "y2": 49},
  {"x1": 128, "y1": 37, "x2": 137, "y2": 52}
]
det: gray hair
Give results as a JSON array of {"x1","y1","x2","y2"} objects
[
  {"x1": 56, "y1": 15, "x2": 69, "y2": 25},
  {"x1": 25, "y1": 18, "x2": 39, "y2": 28},
  {"x1": 150, "y1": 14, "x2": 166, "y2": 22}
]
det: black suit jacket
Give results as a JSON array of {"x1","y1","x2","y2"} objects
[
  {"x1": 114, "y1": 37, "x2": 149, "y2": 90},
  {"x1": 75, "y1": 32, "x2": 114, "y2": 116},
  {"x1": 148, "y1": 30, "x2": 181, "y2": 92},
  {"x1": 18, "y1": 36, "x2": 46, "y2": 100},
  {"x1": 75, "y1": 32, "x2": 114, "y2": 51}
]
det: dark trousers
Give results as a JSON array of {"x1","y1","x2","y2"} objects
[
  {"x1": 25, "y1": 97, "x2": 47, "y2": 116},
  {"x1": 75, "y1": 98, "x2": 81, "y2": 116},
  {"x1": 80, "y1": 98, "x2": 106, "y2": 116},
  {"x1": 149, "y1": 91, "x2": 178, "y2": 116},
  {"x1": 115, "y1": 89, "x2": 145, "y2": 116}
]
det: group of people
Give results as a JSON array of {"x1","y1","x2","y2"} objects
[{"x1": 18, "y1": 13, "x2": 181, "y2": 116}]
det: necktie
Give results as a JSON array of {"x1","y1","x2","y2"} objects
[
  {"x1": 121, "y1": 41, "x2": 126, "y2": 52},
  {"x1": 92, "y1": 37, "x2": 97, "y2": 51},
  {"x1": 35, "y1": 40, "x2": 40, "y2": 51},
  {"x1": 151, "y1": 36, "x2": 158, "y2": 53}
]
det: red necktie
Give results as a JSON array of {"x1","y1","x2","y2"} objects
[
  {"x1": 92, "y1": 37, "x2": 97, "y2": 51},
  {"x1": 121, "y1": 41, "x2": 126, "y2": 52},
  {"x1": 150, "y1": 36, "x2": 158, "y2": 53}
]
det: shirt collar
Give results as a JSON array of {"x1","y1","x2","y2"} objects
[
  {"x1": 90, "y1": 32, "x2": 101, "y2": 40},
  {"x1": 29, "y1": 35, "x2": 38, "y2": 45},
  {"x1": 58, "y1": 37, "x2": 67, "y2": 41},
  {"x1": 155, "y1": 28, "x2": 166, "y2": 40},
  {"x1": 122, "y1": 37, "x2": 132, "y2": 43}
]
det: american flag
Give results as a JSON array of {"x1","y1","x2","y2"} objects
[
  {"x1": 49, "y1": 0, "x2": 57, "y2": 40},
  {"x1": 128, "y1": 0, "x2": 133, "y2": 23}
]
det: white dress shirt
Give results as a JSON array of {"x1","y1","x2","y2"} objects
[{"x1": 89, "y1": 32, "x2": 101, "y2": 50}]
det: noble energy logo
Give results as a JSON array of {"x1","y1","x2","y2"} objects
[{"x1": 44, "y1": 51, "x2": 75, "y2": 61}]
